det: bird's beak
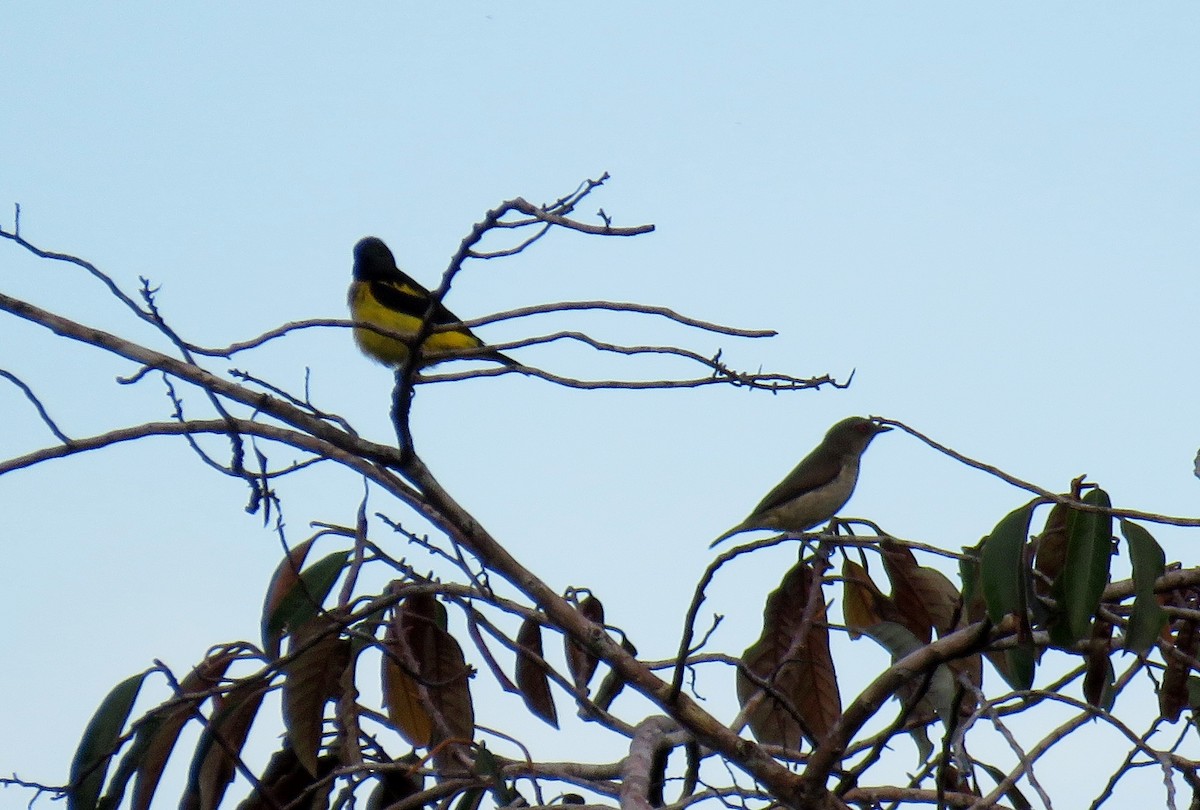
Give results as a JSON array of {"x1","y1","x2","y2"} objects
[{"x1": 872, "y1": 423, "x2": 893, "y2": 433}]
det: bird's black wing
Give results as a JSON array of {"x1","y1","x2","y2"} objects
[{"x1": 369, "y1": 278, "x2": 467, "y2": 327}]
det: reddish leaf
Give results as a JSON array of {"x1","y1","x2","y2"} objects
[
  {"x1": 879, "y1": 539, "x2": 934, "y2": 643},
  {"x1": 261, "y1": 538, "x2": 316, "y2": 657},
  {"x1": 282, "y1": 615, "x2": 352, "y2": 776},
  {"x1": 564, "y1": 593, "x2": 605, "y2": 692},
  {"x1": 737, "y1": 560, "x2": 840, "y2": 748},
  {"x1": 261, "y1": 548, "x2": 351, "y2": 660}
]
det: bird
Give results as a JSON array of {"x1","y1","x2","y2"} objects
[
  {"x1": 710, "y1": 416, "x2": 891, "y2": 548},
  {"x1": 348, "y1": 236, "x2": 518, "y2": 368}
]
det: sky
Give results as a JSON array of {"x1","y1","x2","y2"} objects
[{"x1": 2, "y1": 4, "x2": 1198, "y2": 809}]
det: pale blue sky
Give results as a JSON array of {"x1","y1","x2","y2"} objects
[{"x1": 2, "y1": 5, "x2": 1198, "y2": 808}]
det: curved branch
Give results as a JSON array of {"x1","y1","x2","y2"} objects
[{"x1": 881, "y1": 418, "x2": 1200, "y2": 528}]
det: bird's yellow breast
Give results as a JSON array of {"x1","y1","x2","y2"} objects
[{"x1": 347, "y1": 281, "x2": 483, "y2": 367}]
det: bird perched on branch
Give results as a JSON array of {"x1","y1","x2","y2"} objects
[
  {"x1": 710, "y1": 416, "x2": 891, "y2": 548},
  {"x1": 348, "y1": 236, "x2": 517, "y2": 368}
]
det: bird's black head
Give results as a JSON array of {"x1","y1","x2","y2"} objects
[{"x1": 353, "y1": 237, "x2": 397, "y2": 282}]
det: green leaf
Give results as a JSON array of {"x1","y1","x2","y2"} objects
[
  {"x1": 69, "y1": 671, "x2": 150, "y2": 810},
  {"x1": 262, "y1": 550, "x2": 350, "y2": 659},
  {"x1": 1121, "y1": 519, "x2": 1168, "y2": 655},
  {"x1": 858, "y1": 622, "x2": 958, "y2": 726},
  {"x1": 976, "y1": 761, "x2": 1033, "y2": 810},
  {"x1": 1003, "y1": 643, "x2": 1037, "y2": 691},
  {"x1": 1050, "y1": 489, "x2": 1114, "y2": 646},
  {"x1": 980, "y1": 503, "x2": 1034, "y2": 625}
]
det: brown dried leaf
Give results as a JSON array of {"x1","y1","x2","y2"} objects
[
  {"x1": 889, "y1": 562, "x2": 982, "y2": 716},
  {"x1": 1160, "y1": 610, "x2": 1199, "y2": 721},
  {"x1": 737, "y1": 560, "x2": 840, "y2": 749},
  {"x1": 515, "y1": 616, "x2": 559, "y2": 728},
  {"x1": 564, "y1": 594, "x2": 605, "y2": 692},
  {"x1": 880, "y1": 539, "x2": 934, "y2": 643},
  {"x1": 364, "y1": 756, "x2": 424, "y2": 810},
  {"x1": 235, "y1": 747, "x2": 337, "y2": 810},
  {"x1": 594, "y1": 636, "x2": 637, "y2": 711},
  {"x1": 132, "y1": 649, "x2": 240, "y2": 810},
  {"x1": 842, "y1": 559, "x2": 895, "y2": 638},
  {"x1": 381, "y1": 594, "x2": 475, "y2": 758},
  {"x1": 1083, "y1": 616, "x2": 1115, "y2": 709},
  {"x1": 905, "y1": 565, "x2": 963, "y2": 638},
  {"x1": 282, "y1": 615, "x2": 352, "y2": 776},
  {"x1": 184, "y1": 680, "x2": 269, "y2": 810},
  {"x1": 380, "y1": 623, "x2": 434, "y2": 748},
  {"x1": 1032, "y1": 502, "x2": 1071, "y2": 599}
]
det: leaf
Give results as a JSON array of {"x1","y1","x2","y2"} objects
[
  {"x1": 453, "y1": 788, "x2": 486, "y2": 810},
  {"x1": 959, "y1": 539, "x2": 987, "y2": 623},
  {"x1": 1082, "y1": 616, "x2": 1116, "y2": 711},
  {"x1": 182, "y1": 680, "x2": 269, "y2": 810},
  {"x1": 97, "y1": 716, "x2": 160, "y2": 810},
  {"x1": 130, "y1": 649, "x2": 240, "y2": 810},
  {"x1": 1160, "y1": 615, "x2": 1198, "y2": 721},
  {"x1": 474, "y1": 745, "x2": 523, "y2": 806},
  {"x1": 282, "y1": 615, "x2": 352, "y2": 775},
  {"x1": 261, "y1": 538, "x2": 317, "y2": 658},
  {"x1": 381, "y1": 624, "x2": 434, "y2": 748},
  {"x1": 381, "y1": 595, "x2": 475, "y2": 754},
  {"x1": 69, "y1": 671, "x2": 150, "y2": 810},
  {"x1": 905, "y1": 565, "x2": 964, "y2": 638},
  {"x1": 261, "y1": 549, "x2": 351, "y2": 660},
  {"x1": 594, "y1": 636, "x2": 637, "y2": 712},
  {"x1": 236, "y1": 746, "x2": 338, "y2": 810},
  {"x1": 737, "y1": 560, "x2": 840, "y2": 749},
  {"x1": 976, "y1": 761, "x2": 1033, "y2": 810},
  {"x1": 1031, "y1": 502, "x2": 1072, "y2": 600},
  {"x1": 514, "y1": 616, "x2": 559, "y2": 728},
  {"x1": 841, "y1": 559, "x2": 895, "y2": 639},
  {"x1": 1121, "y1": 519, "x2": 1168, "y2": 655},
  {"x1": 364, "y1": 754, "x2": 424, "y2": 810},
  {"x1": 564, "y1": 593, "x2": 605, "y2": 692},
  {"x1": 1050, "y1": 489, "x2": 1114, "y2": 646},
  {"x1": 879, "y1": 539, "x2": 934, "y2": 643},
  {"x1": 980, "y1": 503, "x2": 1034, "y2": 626},
  {"x1": 857, "y1": 622, "x2": 958, "y2": 727},
  {"x1": 980, "y1": 503, "x2": 1037, "y2": 690}
]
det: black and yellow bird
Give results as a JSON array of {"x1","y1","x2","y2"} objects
[{"x1": 348, "y1": 236, "x2": 517, "y2": 368}]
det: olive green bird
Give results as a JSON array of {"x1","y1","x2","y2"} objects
[
  {"x1": 348, "y1": 236, "x2": 517, "y2": 368},
  {"x1": 710, "y1": 416, "x2": 891, "y2": 548}
]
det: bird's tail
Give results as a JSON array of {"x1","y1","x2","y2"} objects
[{"x1": 708, "y1": 524, "x2": 744, "y2": 549}]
